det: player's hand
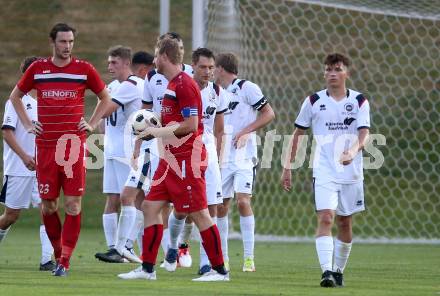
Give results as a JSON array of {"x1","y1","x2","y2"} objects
[
  {"x1": 281, "y1": 168, "x2": 292, "y2": 192},
  {"x1": 78, "y1": 117, "x2": 93, "y2": 133},
  {"x1": 27, "y1": 120, "x2": 43, "y2": 136},
  {"x1": 339, "y1": 149, "x2": 356, "y2": 165},
  {"x1": 21, "y1": 154, "x2": 36, "y2": 171},
  {"x1": 136, "y1": 127, "x2": 155, "y2": 141},
  {"x1": 233, "y1": 131, "x2": 250, "y2": 149}
]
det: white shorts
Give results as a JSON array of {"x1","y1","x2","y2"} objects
[
  {"x1": 103, "y1": 158, "x2": 130, "y2": 194},
  {"x1": 0, "y1": 175, "x2": 41, "y2": 209},
  {"x1": 205, "y1": 149, "x2": 222, "y2": 206},
  {"x1": 221, "y1": 159, "x2": 256, "y2": 198},
  {"x1": 313, "y1": 179, "x2": 365, "y2": 216},
  {"x1": 125, "y1": 147, "x2": 159, "y2": 194}
]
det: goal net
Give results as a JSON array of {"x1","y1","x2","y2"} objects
[{"x1": 204, "y1": 0, "x2": 440, "y2": 243}]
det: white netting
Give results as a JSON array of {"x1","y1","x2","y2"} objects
[{"x1": 205, "y1": 0, "x2": 440, "y2": 243}]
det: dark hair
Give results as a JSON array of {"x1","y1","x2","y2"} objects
[
  {"x1": 132, "y1": 51, "x2": 154, "y2": 65},
  {"x1": 21, "y1": 56, "x2": 39, "y2": 73},
  {"x1": 158, "y1": 32, "x2": 182, "y2": 42},
  {"x1": 192, "y1": 47, "x2": 215, "y2": 64},
  {"x1": 49, "y1": 23, "x2": 76, "y2": 41},
  {"x1": 324, "y1": 53, "x2": 350, "y2": 67},
  {"x1": 215, "y1": 53, "x2": 238, "y2": 74},
  {"x1": 107, "y1": 45, "x2": 132, "y2": 61},
  {"x1": 156, "y1": 38, "x2": 183, "y2": 65}
]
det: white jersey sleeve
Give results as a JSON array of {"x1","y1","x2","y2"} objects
[
  {"x1": 113, "y1": 77, "x2": 141, "y2": 108},
  {"x1": 242, "y1": 81, "x2": 268, "y2": 111},
  {"x1": 142, "y1": 70, "x2": 156, "y2": 105},
  {"x1": 217, "y1": 86, "x2": 230, "y2": 114},
  {"x1": 2, "y1": 100, "x2": 18, "y2": 129},
  {"x1": 356, "y1": 95, "x2": 370, "y2": 129},
  {"x1": 294, "y1": 97, "x2": 313, "y2": 129}
]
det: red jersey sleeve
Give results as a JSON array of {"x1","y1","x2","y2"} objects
[
  {"x1": 17, "y1": 61, "x2": 37, "y2": 94},
  {"x1": 176, "y1": 78, "x2": 201, "y2": 118},
  {"x1": 86, "y1": 63, "x2": 106, "y2": 94}
]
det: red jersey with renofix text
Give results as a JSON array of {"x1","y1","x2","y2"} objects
[
  {"x1": 161, "y1": 71, "x2": 205, "y2": 157},
  {"x1": 17, "y1": 57, "x2": 106, "y2": 147}
]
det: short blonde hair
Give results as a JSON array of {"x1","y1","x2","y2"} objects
[{"x1": 155, "y1": 38, "x2": 183, "y2": 65}]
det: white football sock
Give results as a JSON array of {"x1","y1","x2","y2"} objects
[
  {"x1": 240, "y1": 215, "x2": 255, "y2": 259},
  {"x1": 127, "y1": 209, "x2": 144, "y2": 249},
  {"x1": 168, "y1": 212, "x2": 185, "y2": 249},
  {"x1": 316, "y1": 236, "x2": 334, "y2": 272},
  {"x1": 217, "y1": 215, "x2": 229, "y2": 261},
  {"x1": 161, "y1": 228, "x2": 170, "y2": 255},
  {"x1": 0, "y1": 226, "x2": 10, "y2": 244},
  {"x1": 333, "y1": 238, "x2": 352, "y2": 273},
  {"x1": 200, "y1": 217, "x2": 217, "y2": 267},
  {"x1": 115, "y1": 206, "x2": 136, "y2": 253},
  {"x1": 180, "y1": 222, "x2": 193, "y2": 245},
  {"x1": 39, "y1": 225, "x2": 53, "y2": 264},
  {"x1": 102, "y1": 213, "x2": 118, "y2": 248}
]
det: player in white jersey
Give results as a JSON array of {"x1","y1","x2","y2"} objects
[
  {"x1": 96, "y1": 50, "x2": 160, "y2": 264},
  {"x1": 163, "y1": 48, "x2": 229, "y2": 274},
  {"x1": 0, "y1": 57, "x2": 55, "y2": 271},
  {"x1": 281, "y1": 53, "x2": 370, "y2": 288},
  {"x1": 142, "y1": 32, "x2": 195, "y2": 268},
  {"x1": 95, "y1": 46, "x2": 145, "y2": 263},
  {"x1": 214, "y1": 53, "x2": 275, "y2": 272}
]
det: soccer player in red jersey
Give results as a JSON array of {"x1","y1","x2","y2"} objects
[
  {"x1": 8, "y1": 23, "x2": 113, "y2": 276},
  {"x1": 118, "y1": 37, "x2": 229, "y2": 282}
]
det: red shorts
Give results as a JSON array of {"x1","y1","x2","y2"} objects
[
  {"x1": 36, "y1": 140, "x2": 87, "y2": 199},
  {"x1": 147, "y1": 154, "x2": 207, "y2": 213}
]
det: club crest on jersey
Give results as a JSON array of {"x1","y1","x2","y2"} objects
[
  {"x1": 320, "y1": 104, "x2": 326, "y2": 111},
  {"x1": 156, "y1": 80, "x2": 162, "y2": 85},
  {"x1": 209, "y1": 93, "x2": 216, "y2": 102},
  {"x1": 26, "y1": 103, "x2": 32, "y2": 110},
  {"x1": 345, "y1": 103, "x2": 354, "y2": 112}
]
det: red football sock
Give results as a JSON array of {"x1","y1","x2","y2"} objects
[
  {"x1": 60, "y1": 213, "x2": 81, "y2": 269},
  {"x1": 142, "y1": 224, "x2": 163, "y2": 265},
  {"x1": 200, "y1": 225, "x2": 224, "y2": 268},
  {"x1": 42, "y1": 211, "x2": 62, "y2": 260}
]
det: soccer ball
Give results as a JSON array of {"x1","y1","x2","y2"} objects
[{"x1": 131, "y1": 109, "x2": 161, "y2": 134}]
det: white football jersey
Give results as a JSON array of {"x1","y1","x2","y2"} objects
[
  {"x1": 2, "y1": 95, "x2": 37, "y2": 176},
  {"x1": 104, "y1": 75, "x2": 143, "y2": 159},
  {"x1": 142, "y1": 64, "x2": 193, "y2": 114},
  {"x1": 201, "y1": 82, "x2": 229, "y2": 149},
  {"x1": 295, "y1": 88, "x2": 371, "y2": 184},
  {"x1": 221, "y1": 78, "x2": 268, "y2": 163}
]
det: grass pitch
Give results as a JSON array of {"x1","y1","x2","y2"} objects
[{"x1": 0, "y1": 225, "x2": 438, "y2": 296}]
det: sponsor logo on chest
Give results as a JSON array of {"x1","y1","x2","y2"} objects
[{"x1": 41, "y1": 90, "x2": 78, "y2": 100}]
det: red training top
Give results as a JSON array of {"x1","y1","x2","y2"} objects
[
  {"x1": 17, "y1": 57, "x2": 105, "y2": 147},
  {"x1": 161, "y1": 71, "x2": 205, "y2": 157}
]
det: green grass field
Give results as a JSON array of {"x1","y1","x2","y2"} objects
[{"x1": 0, "y1": 226, "x2": 438, "y2": 296}]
